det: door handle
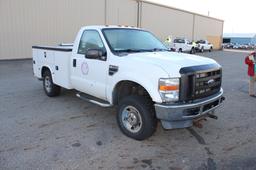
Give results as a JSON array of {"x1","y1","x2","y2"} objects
[{"x1": 73, "y1": 59, "x2": 76, "y2": 67}]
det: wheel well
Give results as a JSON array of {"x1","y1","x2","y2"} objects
[
  {"x1": 41, "y1": 66, "x2": 50, "y2": 77},
  {"x1": 113, "y1": 81, "x2": 152, "y2": 105}
]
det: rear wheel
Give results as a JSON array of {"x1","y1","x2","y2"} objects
[
  {"x1": 178, "y1": 48, "x2": 182, "y2": 53},
  {"x1": 117, "y1": 95, "x2": 157, "y2": 140},
  {"x1": 43, "y1": 70, "x2": 61, "y2": 97},
  {"x1": 201, "y1": 47, "x2": 204, "y2": 53},
  {"x1": 209, "y1": 47, "x2": 213, "y2": 52}
]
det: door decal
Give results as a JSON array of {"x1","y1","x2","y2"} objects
[{"x1": 81, "y1": 62, "x2": 89, "y2": 75}]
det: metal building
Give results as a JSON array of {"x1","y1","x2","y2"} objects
[
  {"x1": 223, "y1": 33, "x2": 256, "y2": 45},
  {"x1": 0, "y1": 0, "x2": 223, "y2": 60}
]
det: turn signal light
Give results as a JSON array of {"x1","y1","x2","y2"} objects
[{"x1": 159, "y1": 85, "x2": 179, "y2": 91}]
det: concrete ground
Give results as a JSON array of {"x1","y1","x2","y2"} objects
[{"x1": 0, "y1": 51, "x2": 256, "y2": 170}]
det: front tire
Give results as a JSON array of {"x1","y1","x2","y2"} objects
[
  {"x1": 117, "y1": 95, "x2": 157, "y2": 140},
  {"x1": 43, "y1": 70, "x2": 61, "y2": 97}
]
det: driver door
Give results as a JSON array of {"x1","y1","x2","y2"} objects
[{"x1": 70, "y1": 30, "x2": 108, "y2": 100}]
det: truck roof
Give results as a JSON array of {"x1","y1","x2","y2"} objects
[{"x1": 82, "y1": 25, "x2": 142, "y2": 30}]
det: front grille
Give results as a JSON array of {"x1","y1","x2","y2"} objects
[
  {"x1": 193, "y1": 69, "x2": 222, "y2": 99},
  {"x1": 179, "y1": 66, "x2": 222, "y2": 101}
]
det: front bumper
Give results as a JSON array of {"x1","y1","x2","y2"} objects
[{"x1": 155, "y1": 89, "x2": 225, "y2": 129}]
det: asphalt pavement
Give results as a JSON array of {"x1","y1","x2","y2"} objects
[{"x1": 0, "y1": 50, "x2": 256, "y2": 170}]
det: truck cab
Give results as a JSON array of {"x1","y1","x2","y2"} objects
[{"x1": 32, "y1": 26, "x2": 224, "y2": 140}]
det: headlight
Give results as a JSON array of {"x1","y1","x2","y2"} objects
[{"x1": 159, "y1": 78, "x2": 180, "y2": 102}]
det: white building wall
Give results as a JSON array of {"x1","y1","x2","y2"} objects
[
  {"x1": 0, "y1": 0, "x2": 106, "y2": 60},
  {"x1": 0, "y1": 0, "x2": 223, "y2": 60},
  {"x1": 140, "y1": 2, "x2": 194, "y2": 41},
  {"x1": 106, "y1": 0, "x2": 138, "y2": 26}
]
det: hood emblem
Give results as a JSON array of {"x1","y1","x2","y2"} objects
[{"x1": 207, "y1": 79, "x2": 215, "y2": 85}]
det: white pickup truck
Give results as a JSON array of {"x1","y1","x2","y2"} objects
[
  {"x1": 32, "y1": 25, "x2": 224, "y2": 140},
  {"x1": 196, "y1": 40, "x2": 213, "y2": 52},
  {"x1": 170, "y1": 38, "x2": 196, "y2": 54}
]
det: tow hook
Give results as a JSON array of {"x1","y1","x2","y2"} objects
[
  {"x1": 208, "y1": 113, "x2": 218, "y2": 120},
  {"x1": 193, "y1": 118, "x2": 207, "y2": 128}
]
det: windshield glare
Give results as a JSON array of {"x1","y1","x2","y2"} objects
[{"x1": 102, "y1": 29, "x2": 167, "y2": 52}]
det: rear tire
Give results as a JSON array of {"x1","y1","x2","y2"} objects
[
  {"x1": 201, "y1": 47, "x2": 204, "y2": 53},
  {"x1": 117, "y1": 95, "x2": 157, "y2": 140},
  {"x1": 43, "y1": 69, "x2": 61, "y2": 97},
  {"x1": 209, "y1": 47, "x2": 213, "y2": 52}
]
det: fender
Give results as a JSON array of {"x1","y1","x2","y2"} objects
[
  {"x1": 41, "y1": 65, "x2": 55, "y2": 81},
  {"x1": 106, "y1": 71, "x2": 168, "y2": 104}
]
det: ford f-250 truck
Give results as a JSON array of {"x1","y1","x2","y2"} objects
[{"x1": 32, "y1": 25, "x2": 225, "y2": 140}]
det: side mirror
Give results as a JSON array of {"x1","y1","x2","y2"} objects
[{"x1": 85, "y1": 49, "x2": 106, "y2": 61}]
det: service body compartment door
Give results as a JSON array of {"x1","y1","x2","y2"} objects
[
  {"x1": 53, "y1": 51, "x2": 73, "y2": 89},
  {"x1": 32, "y1": 48, "x2": 55, "y2": 79},
  {"x1": 32, "y1": 49, "x2": 40, "y2": 78}
]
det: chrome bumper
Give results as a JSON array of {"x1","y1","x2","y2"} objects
[{"x1": 154, "y1": 89, "x2": 225, "y2": 129}]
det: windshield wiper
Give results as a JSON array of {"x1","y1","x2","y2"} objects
[
  {"x1": 115, "y1": 49, "x2": 144, "y2": 53},
  {"x1": 150, "y1": 48, "x2": 169, "y2": 52},
  {"x1": 115, "y1": 48, "x2": 169, "y2": 53}
]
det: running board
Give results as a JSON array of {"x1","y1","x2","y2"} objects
[{"x1": 76, "y1": 93, "x2": 112, "y2": 107}]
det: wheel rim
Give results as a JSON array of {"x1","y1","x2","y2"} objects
[
  {"x1": 121, "y1": 106, "x2": 142, "y2": 133},
  {"x1": 44, "y1": 76, "x2": 52, "y2": 92}
]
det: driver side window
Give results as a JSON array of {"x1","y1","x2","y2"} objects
[{"x1": 78, "y1": 30, "x2": 105, "y2": 54}]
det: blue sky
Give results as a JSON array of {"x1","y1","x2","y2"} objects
[{"x1": 148, "y1": 0, "x2": 256, "y2": 33}]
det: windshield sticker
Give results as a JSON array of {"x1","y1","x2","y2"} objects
[{"x1": 81, "y1": 62, "x2": 89, "y2": 75}]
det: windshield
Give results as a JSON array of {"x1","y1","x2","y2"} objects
[{"x1": 102, "y1": 28, "x2": 168, "y2": 53}]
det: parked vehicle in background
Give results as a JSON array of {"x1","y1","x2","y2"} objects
[
  {"x1": 222, "y1": 43, "x2": 234, "y2": 49},
  {"x1": 222, "y1": 42, "x2": 256, "y2": 50},
  {"x1": 170, "y1": 38, "x2": 196, "y2": 54},
  {"x1": 196, "y1": 40, "x2": 213, "y2": 52},
  {"x1": 222, "y1": 43, "x2": 232, "y2": 49},
  {"x1": 232, "y1": 43, "x2": 241, "y2": 49},
  {"x1": 248, "y1": 44, "x2": 256, "y2": 50},
  {"x1": 32, "y1": 25, "x2": 224, "y2": 140},
  {"x1": 240, "y1": 44, "x2": 249, "y2": 49}
]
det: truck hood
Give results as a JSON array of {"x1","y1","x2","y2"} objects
[{"x1": 126, "y1": 51, "x2": 219, "y2": 77}]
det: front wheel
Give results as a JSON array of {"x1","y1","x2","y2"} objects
[{"x1": 117, "y1": 95, "x2": 157, "y2": 140}]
